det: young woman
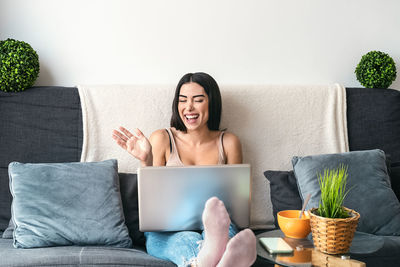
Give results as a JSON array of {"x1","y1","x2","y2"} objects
[{"x1": 112, "y1": 72, "x2": 256, "y2": 267}]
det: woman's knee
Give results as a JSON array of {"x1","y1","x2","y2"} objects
[{"x1": 145, "y1": 231, "x2": 202, "y2": 256}]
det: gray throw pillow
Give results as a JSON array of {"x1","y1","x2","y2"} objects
[
  {"x1": 3, "y1": 172, "x2": 145, "y2": 246},
  {"x1": 292, "y1": 149, "x2": 400, "y2": 236},
  {"x1": 8, "y1": 159, "x2": 132, "y2": 248}
]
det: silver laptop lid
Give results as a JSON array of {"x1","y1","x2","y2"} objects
[{"x1": 137, "y1": 164, "x2": 251, "y2": 232}]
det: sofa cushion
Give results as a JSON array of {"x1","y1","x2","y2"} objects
[
  {"x1": 0, "y1": 86, "x2": 83, "y2": 231},
  {"x1": 292, "y1": 149, "x2": 400, "y2": 236},
  {"x1": 3, "y1": 173, "x2": 145, "y2": 246},
  {"x1": 0, "y1": 238, "x2": 175, "y2": 267},
  {"x1": 350, "y1": 234, "x2": 400, "y2": 266},
  {"x1": 263, "y1": 170, "x2": 302, "y2": 228},
  {"x1": 9, "y1": 159, "x2": 132, "y2": 248},
  {"x1": 346, "y1": 87, "x2": 400, "y2": 163}
]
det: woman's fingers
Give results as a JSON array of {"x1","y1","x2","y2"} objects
[
  {"x1": 112, "y1": 130, "x2": 129, "y2": 142},
  {"x1": 112, "y1": 127, "x2": 150, "y2": 162},
  {"x1": 119, "y1": 126, "x2": 134, "y2": 138},
  {"x1": 113, "y1": 128, "x2": 140, "y2": 148},
  {"x1": 112, "y1": 134, "x2": 127, "y2": 149},
  {"x1": 113, "y1": 127, "x2": 147, "y2": 157},
  {"x1": 134, "y1": 128, "x2": 144, "y2": 138},
  {"x1": 117, "y1": 127, "x2": 146, "y2": 141}
]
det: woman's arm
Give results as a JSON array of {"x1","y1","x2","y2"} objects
[
  {"x1": 222, "y1": 132, "x2": 243, "y2": 164},
  {"x1": 148, "y1": 129, "x2": 169, "y2": 166}
]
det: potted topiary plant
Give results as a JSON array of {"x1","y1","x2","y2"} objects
[
  {"x1": 0, "y1": 38, "x2": 40, "y2": 92},
  {"x1": 355, "y1": 50, "x2": 397, "y2": 89},
  {"x1": 309, "y1": 164, "x2": 360, "y2": 255}
]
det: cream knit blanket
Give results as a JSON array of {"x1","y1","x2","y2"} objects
[
  {"x1": 78, "y1": 84, "x2": 349, "y2": 229},
  {"x1": 78, "y1": 85, "x2": 174, "y2": 173}
]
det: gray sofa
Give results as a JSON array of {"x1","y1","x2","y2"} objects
[{"x1": 1, "y1": 86, "x2": 400, "y2": 266}]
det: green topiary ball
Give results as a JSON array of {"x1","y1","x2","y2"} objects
[
  {"x1": 355, "y1": 51, "x2": 397, "y2": 89},
  {"x1": 0, "y1": 38, "x2": 40, "y2": 92}
]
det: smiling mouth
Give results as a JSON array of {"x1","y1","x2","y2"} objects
[{"x1": 184, "y1": 114, "x2": 199, "y2": 123}]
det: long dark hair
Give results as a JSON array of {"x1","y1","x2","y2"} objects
[{"x1": 170, "y1": 72, "x2": 222, "y2": 132}]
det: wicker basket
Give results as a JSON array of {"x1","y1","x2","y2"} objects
[{"x1": 309, "y1": 207, "x2": 360, "y2": 255}]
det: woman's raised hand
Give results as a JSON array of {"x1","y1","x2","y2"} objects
[{"x1": 112, "y1": 126, "x2": 152, "y2": 165}]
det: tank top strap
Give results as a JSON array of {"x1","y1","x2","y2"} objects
[
  {"x1": 165, "y1": 128, "x2": 184, "y2": 166},
  {"x1": 165, "y1": 128, "x2": 175, "y2": 153},
  {"x1": 218, "y1": 131, "x2": 227, "y2": 164}
]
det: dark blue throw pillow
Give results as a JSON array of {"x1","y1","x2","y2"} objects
[
  {"x1": 8, "y1": 159, "x2": 132, "y2": 248},
  {"x1": 390, "y1": 162, "x2": 400, "y2": 202},
  {"x1": 292, "y1": 149, "x2": 400, "y2": 236},
  {"x1": 264, "y1": 170, "x2": 302, "y2": 228}
]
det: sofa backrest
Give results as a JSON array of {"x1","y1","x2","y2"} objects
[
  {"x1": 2, "y1": 85, "x2": 400, "y2": 232},
  {"x1": 347, "y1": 87, "x2": 400, "y2": 163},
  {"x1": 0, "y1": 86, "x2": 82, "y2": 231}
]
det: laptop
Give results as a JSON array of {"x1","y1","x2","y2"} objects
[{"x1": 137, "y1": 164, "x2": 251, "y2": 232}]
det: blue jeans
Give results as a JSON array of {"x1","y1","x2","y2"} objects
[{"x1": 144, "y1": 223, "x2": 239, "y2": 267}]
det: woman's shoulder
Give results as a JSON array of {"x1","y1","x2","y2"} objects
[
  {"x1": 222, "y1": 131, "x2": 240, "y2": 141},
  {"x1": 221, "y1": 131, "x2": 242, "y2": 163},
  {"x1": 221, "y1": 131, "x2": 241, "y2": 147},
  {"x1": 149, "y1": 128, "x2": 170, "y2": 146}
]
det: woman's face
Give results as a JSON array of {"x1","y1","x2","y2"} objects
[{"x1": 178, "y1": 82, "x2": 209, "y2": 131}]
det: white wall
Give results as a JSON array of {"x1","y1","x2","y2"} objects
[{"x1": 1, "y1": 0, "x2": 400, "y2": 89}]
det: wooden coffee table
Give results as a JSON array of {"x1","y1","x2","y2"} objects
[{"x1": 256, "y1": 230, "x2": 366, "y2": 267}]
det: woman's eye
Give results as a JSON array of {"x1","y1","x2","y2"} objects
[
  {"x1": 195, "y1": 100, "x2": 204, "y2": 103},
  {"x1": 179, "y1": 100, "x2": 186, "y2": 103}
]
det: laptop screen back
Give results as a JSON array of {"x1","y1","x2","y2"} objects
[{"x1": 137, "y1": 164, "x2": 251, "y2": 231}]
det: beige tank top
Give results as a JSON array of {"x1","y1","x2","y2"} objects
[{"x1": 165, "y1": 128, "x2": 226, "y2": 166}]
